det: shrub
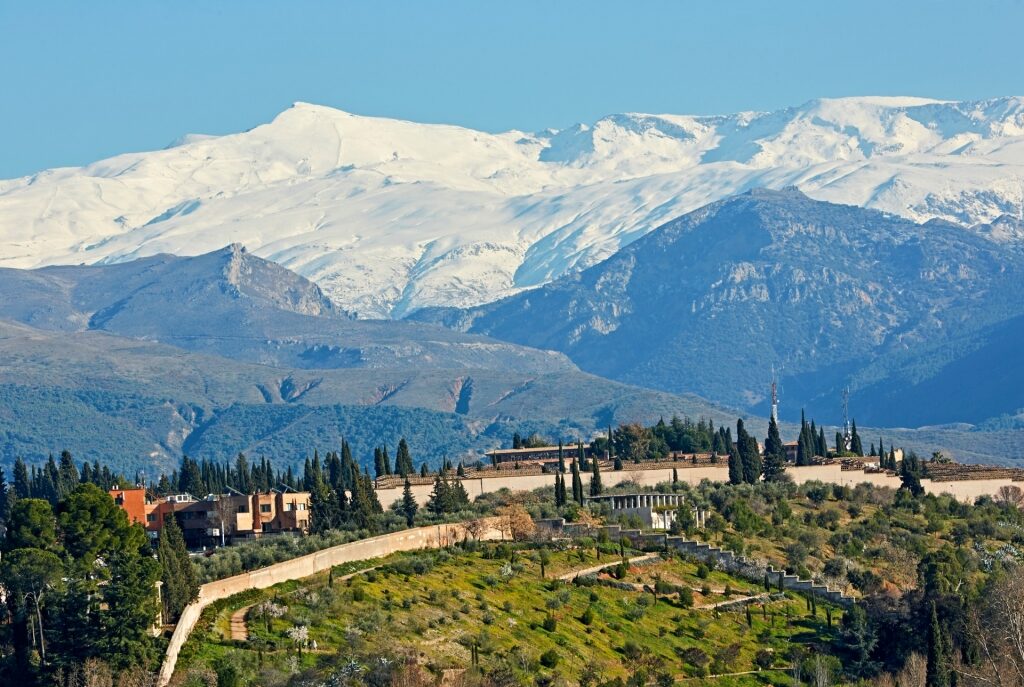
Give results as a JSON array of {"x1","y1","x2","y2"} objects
[
  {"x1": 754, "y1": 649, "x2": 775, "y2": 669},
  {"x1": 678, "y1": 587, "x2": 694, "y2": 608},
  {"x1": 542, "y1": 615, "x2": 557, "y2": 632},
  {"x1": 539, "y1": 649, "x2": 560, "y2": 668},
  {"x1": 580, "y1": 607, "x2": 594, "y2": 626}
]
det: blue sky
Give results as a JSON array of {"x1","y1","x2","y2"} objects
[{"x1": 2, "y1": 0, "x2": 1023, "y2": 177}]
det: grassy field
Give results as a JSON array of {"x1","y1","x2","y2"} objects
[{"x1": 174, "y1": 542, "x2": 841, "y2": 687}]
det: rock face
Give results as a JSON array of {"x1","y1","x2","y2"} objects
[
  {"x1": 0, "y1": 246, "x2": 574, "y2": 374},
  {"x1": 2, "y1": 97, "x2": 1024, "y2": 317},
  {"x1": 415, "y1": 189, "x2": 1024, "y2": 426}
]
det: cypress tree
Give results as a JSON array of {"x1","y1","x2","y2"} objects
[
  {"x1": 0, "y1": 466, "x2": 11, "y2": 531},
  {"x1": 850, "y1": 419, "x2": 863, "y2": 457},
  {"x1": 13, "y1": 457, "x2": 30, "y2": 499},
  {"x1": 373, "y1": 447, "x2": 385, "y2": 479},
  {"x1": 420, "y1": 462, "x2": 429, "y2": 478},
  {"x1": 557, "y1": 441, "x2": 565, "y2": 473},
  {"x1": 157, "y1": 516, "x2": 197, "y2": 623},
  {"x1": 763, "y1": 416, "x2": 787, "y2": 481},
  {"x1": 395, "y1": 438, "x2": 414, "y2": 477},
  {"x1": 736, "y1": 419, "x2": 760, "y2": 483},
  {"x1": 797, "y1": 431, "x2": 812, "y2": 466},
  {"x1": 728, "y1": 444, "x2": 743, "y2": 485},
  {"x1": 926, "y1": 601, "x2": 950, "y2": 687},
  {"x1": 382, "y1": 446, "x2": 392, "y2": 475},
  {"x1": 57, "y1": 450, "x2": 80, "y2": 499},
  {"x1": 589, "y1": 458, "x2": 603, "y2": 496},
  {"x1": 818, "y1": 427, "x2": 827, "y2": 457},
  {"x1": 401, "y1": 478, "x2": 417, "y2": 526},
  {"x1": 571, "y1": 458, "x2": 583, "y2": 505}
]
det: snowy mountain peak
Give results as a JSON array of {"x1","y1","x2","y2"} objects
[{"x1": 2, "y1": 96, "x2": 1024, "y2": 318}]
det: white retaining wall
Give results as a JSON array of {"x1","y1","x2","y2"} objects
[{"x1": 158, "y1": 522, "x2": 499, "y2": 686}]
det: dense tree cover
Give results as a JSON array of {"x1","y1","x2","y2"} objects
[
  {"x1": 0, "y1": 485, "x2": 160, "y2": 684},
  {"x1": 426, "y1": 475, "x2": 471, "y2": 515}
]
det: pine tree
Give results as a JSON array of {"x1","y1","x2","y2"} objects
[
  {"x1": 589, "y1": 458, "x2": 603, "y2": 496},
  {"x1": 401, "y1": 478, "x2": 418, "y2": 526}
]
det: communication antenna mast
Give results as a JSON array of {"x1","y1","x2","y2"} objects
[
  {"x1": 770, "y1": 365, "x2": 779, "y2": 423},
  {"x1": 841, "y1": 387, "x2": 852, "y2": 451}
]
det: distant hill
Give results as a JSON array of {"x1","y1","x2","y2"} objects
[
  {"x1": 0, "y1": 249, "x2": 738, "y2": 471},
  {"x1": 0, "y1": 245, "x2": 575, "y2": 374},
  {"x1": 413, "y1": 189, "x2": 1024, "y2": 429}
]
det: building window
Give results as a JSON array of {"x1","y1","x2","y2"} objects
[
  {"x1": 146, "y1": 514, "x2": 156, "y2": 522},
  {"x1": 260, "y1": 504, "x2": 272, "y2": 513},
  {"x1": 297, "y1": 503, "x2": 307, "y2": 511},
  {"x1": 284, "y1": 502, "x2": 293, "y2": 511}
]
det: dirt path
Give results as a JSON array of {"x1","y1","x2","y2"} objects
[
  {"x1": 556, "y1": 553, "x2": 661, "y2": 580},
  {"x1": 230, "y1": 565, "x2": 380, "y2": 642},
  {"x1": 229, "y1": 605, "x2": 252, "y2": 641},
  {"x1": 696, "y1": 593, "x2": 769, "y2": 610}
]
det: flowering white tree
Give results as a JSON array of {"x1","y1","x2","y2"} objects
[{"x1": 287, "y1": 624, "x2": 310, "y2": 654}]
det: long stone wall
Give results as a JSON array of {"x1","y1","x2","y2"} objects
[
  {"x1": 158, "y1": 522, "x2": 501, "y2": 686},
  {"x1": 377, "y1": 463, "x2": 1021, "y2": 508}
]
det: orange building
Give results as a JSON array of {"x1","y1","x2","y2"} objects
[{"x1": 109, "y1": 487, "x2": 148, "y2": 526}]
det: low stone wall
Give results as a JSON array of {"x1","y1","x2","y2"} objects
[
  {"x1": 158, "y1": 521, "x2": 500, "y2": 686},
  {"x1": 537, "y1": 518, "x2": 853, "y2": 607}
]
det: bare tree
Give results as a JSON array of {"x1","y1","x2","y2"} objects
[
  {"x1": 957, "y1": 571, "x2": 1024, "y2": 686},
  {"x1": 463, "y1": 518, "x2": 489, "y2": 541},
  {"x1": 896, "y1": 653, "x2": 927, "y2": 687},
  {"x1": 496, "y1": 504, "x2": 535, "y2": 542},
  {"x1": 994, "y1": 485, "x2": 1024, "y2": 510}
]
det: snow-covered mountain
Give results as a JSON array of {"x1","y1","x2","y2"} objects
[{"x1": 2, "y1": 96, "x2": 1024, "y2": 317}]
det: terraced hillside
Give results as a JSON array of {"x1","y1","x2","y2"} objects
[{"x1": 174, "y1": 543, "x2": 837, "y2": 687}]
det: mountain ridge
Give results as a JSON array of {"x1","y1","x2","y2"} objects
[
  {"x1": 412, "y1": 189, "x2": 1024, "y2": 428},
  {"x1": 2, "y1": 96, "x2": 1024, "y2": 317}
]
